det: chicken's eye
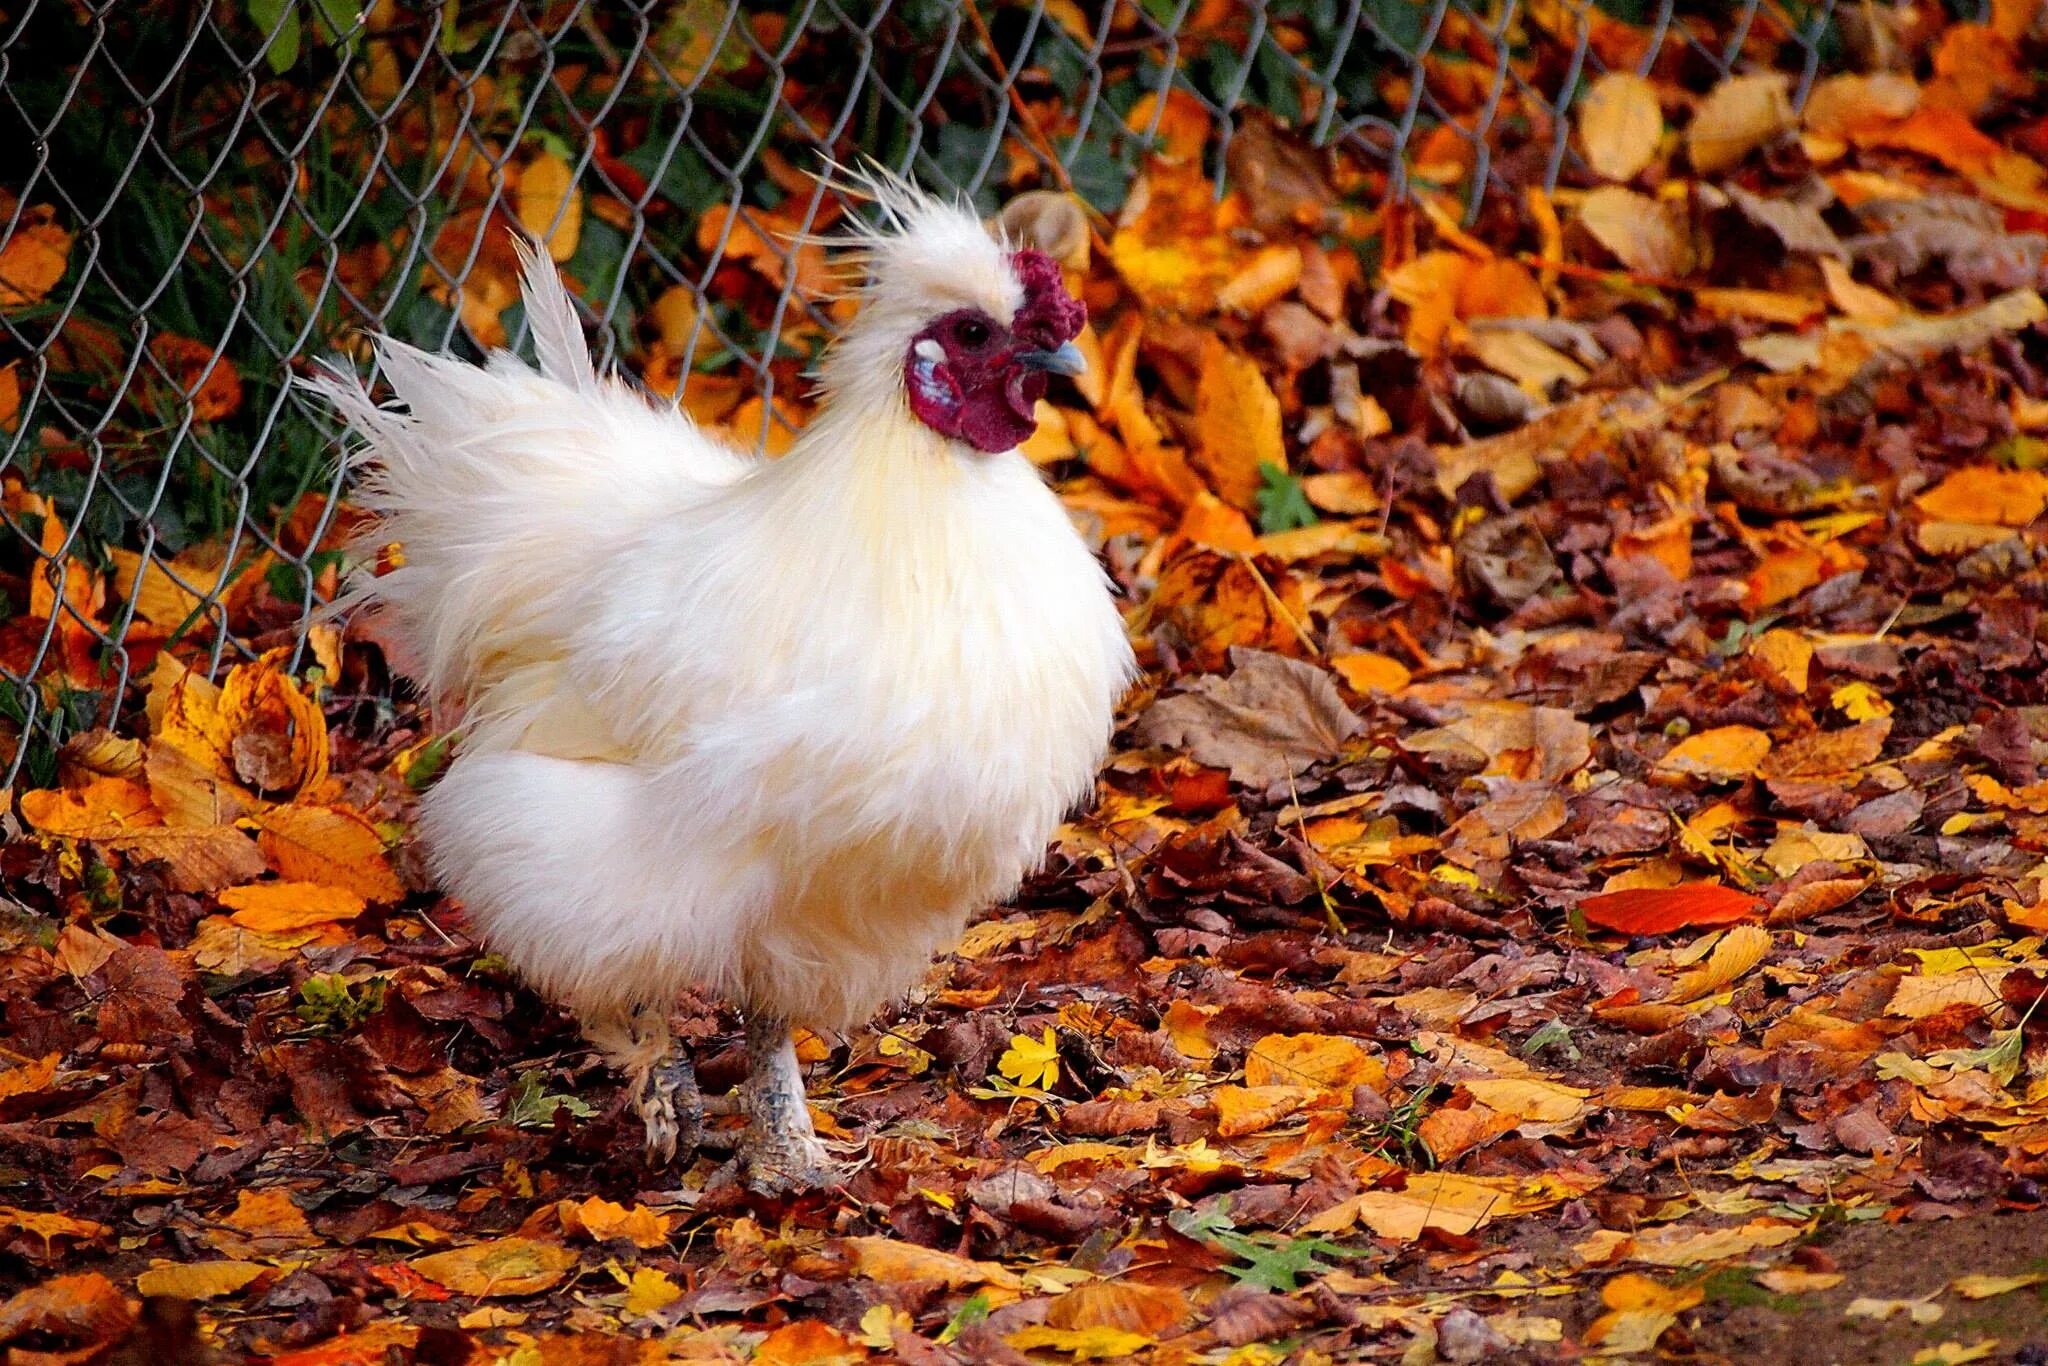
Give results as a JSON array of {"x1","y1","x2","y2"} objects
[{"x1": 954, "y1": 317, "x2": 992, "y2": 348}]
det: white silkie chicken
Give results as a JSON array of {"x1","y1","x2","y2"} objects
[{"x1": 310, "y1": 176, "x2": 1134, "y2": 1191}]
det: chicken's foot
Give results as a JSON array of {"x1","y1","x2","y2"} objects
[
  {"x1": 739, "y1": 1012, "x2": 837, "y2": 1194},
  {"x1": 585, "y1": 1005, "x2": 701, "y2": 1165}
]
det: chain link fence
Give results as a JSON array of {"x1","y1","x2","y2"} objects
[{"x1": 0, "y1": 0, "x2": 1851, "y2": 783}]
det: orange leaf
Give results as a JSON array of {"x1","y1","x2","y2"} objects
[
  {"x1": 0, "y1": 212, "x2": 73, "y2": 308},
  {"x1": 753, "y1": 1321, "x2": 866, "y2": 1366},
  {"x1": 248, "y1": 804, "x2": 405, "y2": 904},
  {"x1": 146, "y1": 334, "x2": 243, "y2": 422},
  {"x1": 219, "y1": 881, "x2": 367, "y2": 932},
  {"x1": 1192, "y1": 335, "x2": 1285, "y2": 511},
  {"x1": 1579, "y1": 884, "x2": 1765, "y2": 936},
  {"x1": 20, "y1": 777, "x2": 159, "y2": 837}
]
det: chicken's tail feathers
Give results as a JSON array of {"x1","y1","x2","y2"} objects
[{"x1": 510, "y1": 232, "x2": 598, "y2": 393}]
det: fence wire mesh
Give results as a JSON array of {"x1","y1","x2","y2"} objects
[{"x1": 0, "y1": 0, "x2": 1851, "y2": 783}]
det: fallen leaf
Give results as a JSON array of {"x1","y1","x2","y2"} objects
[
  {"x1": 1133, "y1": 649, "x2": 1362, "y2": 787},
  {"x1": 1579, "y1": 884, "x2": 1765, "y2": 936},
  {"x1": 411, "y1": 1237, "x2": 579, "y2": 1297},
  {"x1": 1578, "y1": 72, "x2": 1664, "y2": 181}
]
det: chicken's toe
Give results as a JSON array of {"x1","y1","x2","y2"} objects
[
  {"x1": 741, "y1": 1113, "x2": 838, "y2": 1194},
  {"x1": 634, "y1": 1055, "x2": 703, "y2": 1166}
]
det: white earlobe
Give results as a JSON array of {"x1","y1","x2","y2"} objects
[{"x1": 913, "y1": 338, "x2": 945, "y2": 364}]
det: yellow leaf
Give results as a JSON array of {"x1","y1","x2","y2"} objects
[
  {"x1": 1161, "y1": 999, "x2": 1217, "y2": 1061},
  {"x1": 1887, "y1": 968, "x2": 2009, "y2": 1019},
  {"x1": 1689, "y1": 73, "x2": 1794, "y2": 173},
  {"x1": 516, "y1": 152, "x2": 582, "y2": 262},
  {"x1": 1623, "y1": 1217, "x2": 1804, "y2": 1266},
  {"x1": 411, "y1": 1236, "x2": 579, "y2": 1297},
  {"x1": 1831, "y1": 681, "x2": 1893, "y2": 721},
  {"x1": 1578, "y1": 185, "x2": 1693, "y2": 277},
  {"x1": 219, "y1": 881, "x2": 366, "y2": 932},
  {"x1": 1577, "y1": 72, "x2": 1664, "y2": 181},
  {"x1": 1005, "y1": 1326, "x2": 1154, "y2": 1360},
  {"x1": 1748, "y1": 629, "x2": 1813, "y2": 692},
  {"x1": 1819, "y1": 257, "x2": 1903, "y2": 324},
  {"x1": 1669, "y1": 924, "x2": 1773, "y2": 1004},
  {"x1": 1463, "y1": 1077, "x2": 1589, "y2": 1123},
  {"x1": 1655, "y1": 725, "x2": 1772, "y2": 783},
  {"x1": 622, "y1": 1266, "x2": 680, "y2": 1317},
  {"x1": 998, "y1": 1027, "x2": 1060, "y2": 1090},
  {"x1": 135, "y1": 1260, "x2": 265, "y2": 1299},
  {"x1": 1952, "y1": 1272, "x2": 2047, "y2": 1299},
  {"x1": 1193, "y1": 335, "x2": 1285, "y2": 511}
]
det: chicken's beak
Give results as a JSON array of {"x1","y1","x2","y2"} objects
[{"x1": 1017, "y1": 341, "x2": 1086, "y2": 377}]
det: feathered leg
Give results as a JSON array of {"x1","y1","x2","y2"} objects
[
  {"x1": 740, "y1": 1013, "x2": 835, "y2": 1193},
  {"x1": 584, "y1": 1005, "x2": 701, "y2": 1164}
]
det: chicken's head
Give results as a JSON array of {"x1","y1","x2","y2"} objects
[{"x1": 901, "y1": 248, "x2": 1086, "y2": 453}]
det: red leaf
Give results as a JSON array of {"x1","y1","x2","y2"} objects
[{"x1": 1578, "y1": 884, "x2": 1764, "y2": 935}]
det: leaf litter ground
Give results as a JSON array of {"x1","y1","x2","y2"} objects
[{"x1": 7, "y1": 4, "x2": 2048, "y2": 1362}]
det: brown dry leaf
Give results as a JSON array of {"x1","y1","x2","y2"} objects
[
  {"x1": 1434, "y1": 393, "x2": 1603, "y2": 500},
  {"x1": 1407, "y1": 702, "x2": 1592, "y2": 783},
  {"x1": 1132, "y1": 648, "x2": 1361, "y2": 786},
  {"x1": 516, "y1": 152, "x2": 583, "y2": 262},
  {"x1": 1578, "y1": 186, "x2": 1693, "y2": 277},
  {"x1": 1689, "y1": 73, "x2": 1794, "y2": 173},
  {"x1": 1577, "y1": 72, "x2": 1664, "y2": 181},
  {"x1": 248, "y1": 804, "x2": 405, "y2": 903},
  {"x1": 411, "y1": 1237, "x2": 579, "y2": 1297},
  {"x1": 998, "y1": 190, "x2": 1092, "y2": 270},
  {"x1": 1803, "y1": 72, "x2": 1920, "y2": 142},
  {"x1": 1193, "y1": 335, "x2": 1286, "y2": 511}
]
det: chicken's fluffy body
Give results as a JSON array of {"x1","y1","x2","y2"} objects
[{"x1": 316, "y1": 187, "x2": 1133, "y2": 1040}]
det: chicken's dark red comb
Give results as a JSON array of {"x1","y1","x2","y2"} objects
[{"x1": 1010, "y1": 249, "x2": 1086, "y2": 348}]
